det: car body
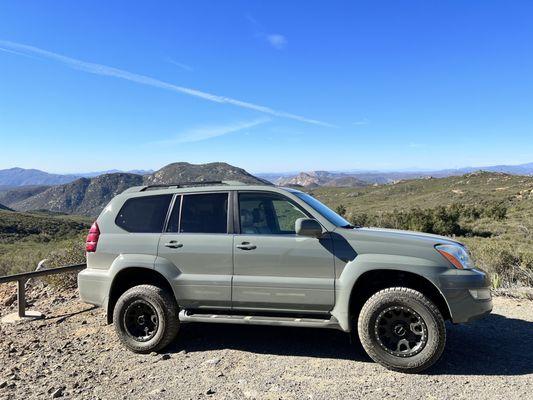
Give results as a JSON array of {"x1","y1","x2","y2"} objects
[{"x1": 78, "y1": 182, "x2": 492, "y2": 372}]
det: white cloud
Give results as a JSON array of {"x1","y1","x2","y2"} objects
[
  {"x1": 0, "y1": 39, "x2": 332, "y2": 127},
  {"x1": 246, "y1": 15, "x2": 288, "y2": 50},
  {"x1": 266, "y1": 34, "x2": 287, "y2": 50},
  {"x1": 353, "y1": 118, "x2": 369, "y2": 126},
  {"x1": 156, "y1": 118, "x2": 270, "y2": 144},
  {"x1": 167, "y1": 58, "x2": 193, "y2": 72}
]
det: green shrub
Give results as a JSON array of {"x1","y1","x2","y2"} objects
[
  {"x1": 349, "y1": 206, "x2": 464, "y2": 236},
  {"x1": 467, "y1": 240, "x2": 533, "y2": 288},
  {"x1": 44, "y1": 239, "x2": 86, "y2": 288},
  {"x1": 335, "y1": 204, "x2": 347, "y2": 217}
]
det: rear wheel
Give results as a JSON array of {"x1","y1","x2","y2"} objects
[
  {"x1": 113, "y1": 284, "x2": 179, "y2": 353},
  {"x1": 357, "y1": 287, "x2": 446, "y2": 373}
]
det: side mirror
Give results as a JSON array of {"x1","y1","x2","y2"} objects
[{"x1": 295, "y1": 218, "x2": 323, "y2": 238}]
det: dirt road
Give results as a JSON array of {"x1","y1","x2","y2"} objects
[{"x1": 1, "y1": 286, "x2": 532, "y2": 399}]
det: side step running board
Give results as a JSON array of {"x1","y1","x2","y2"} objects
[{"x1": 178, "y1": 310, "x2": 341, "y2": 330}]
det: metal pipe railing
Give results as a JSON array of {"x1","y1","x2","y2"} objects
[{"x1": 0, "y1": 262, "x2": 86, "y2": 318}]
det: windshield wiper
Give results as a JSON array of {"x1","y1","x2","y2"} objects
[{"x1": 341, "y1": 224, "x2": 356, "y2": 229}]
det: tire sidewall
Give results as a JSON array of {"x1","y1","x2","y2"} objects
[
  {"x1": 113, "y1": 286, "x2": 171, "y2": 353},
  {"x1": 358, "y1": 289, "x2": 446, "y2": 372}
]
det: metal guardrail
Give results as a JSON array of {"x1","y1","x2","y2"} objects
[{"x1": 0, "y1": 262, "x2": 86, "y2": 319}]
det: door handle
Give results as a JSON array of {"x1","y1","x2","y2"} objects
[
  {"x1": 164, "y1": 241, "x2": 183, "y2": 249},
  {"x1": 236, "y1": 242, "x2": 256, "y2": 250}
]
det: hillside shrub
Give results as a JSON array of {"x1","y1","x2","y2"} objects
[
  {"x1": 335, "y1": 204, "x2": 347, "y2": 218},
  {"x1": 349, "y1": 206, "x2": 463, "y2": 236},
  {"x1": 44, "y1": 240, "x2": 86, "y2": 288},
  {"x1": 467, "y1": 240, "x2": 533, "y2": 288}
]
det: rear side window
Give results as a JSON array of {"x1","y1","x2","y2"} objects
[
  {"x1": 179, "y1": 193, "x2": 228, "y2": 234},
  {"x1": 115, "y1": 195, "x2": 172, "y2": 233}
]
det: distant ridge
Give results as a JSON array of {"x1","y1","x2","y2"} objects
[
  {"x1": 11, "y1": 162, "x2": 269, "y2": 216},
  {"x1": 0, "y1": 185, "x2": 50, "y2": 207},
  {"x1": 269, "y1": 162, "x2": 533, "y2": 187},
  {"x1": 13, "y1": 173, "x2": 144, "y2": 216},
  {"x1": 0, "y1": 168, "x2": 82, "y2": 186},
  {"x1": 3, "y1": 161, "x2": 531, "y2": 188},
  {"x1": 0, "y1": 202, "x2": 13, "y2": 211},
  {"x1": 0, "y1": 167, "x2": 154, "y2": 187}
]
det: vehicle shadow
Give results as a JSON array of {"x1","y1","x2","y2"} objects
[
  {"x1": 167, "y1": 312, "x2": 533, "y2": 376},
  {"x1": 167, "y1": 323, "x2": 368, "y2": 362},
  {"x1": 430, "y1": 313, "x2": 533, "y2": 376}
]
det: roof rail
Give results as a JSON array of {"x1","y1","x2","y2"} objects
[{"x1": 138, "y1": 180, "x2": 249, "y2": 192}]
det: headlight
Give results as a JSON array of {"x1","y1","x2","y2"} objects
[{"x1": 435, "y1": 244, "x2": 474, "y2": 269}]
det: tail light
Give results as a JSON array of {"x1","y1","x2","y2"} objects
[{"x1": 86, "y1": 222, "x2": 100, "y2": 252}]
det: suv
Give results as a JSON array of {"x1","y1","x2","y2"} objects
[{"x1": 78, "y1": 181, "x2": 492, "y2": 373}]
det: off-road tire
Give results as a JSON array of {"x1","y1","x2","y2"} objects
[
  {"x1": 357, "y1": 287, "x2": 446, "y2": 373},
  {"x1": 113, "y1": 284, "x2": 179, "y2": 353}
]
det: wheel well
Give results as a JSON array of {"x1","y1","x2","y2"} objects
[
  {"x1": 348, "y1": 270, "x2": 451, "y2": 323},
  {"x1": 107, "y1": 268, "x2": 174, "y2": 324}
]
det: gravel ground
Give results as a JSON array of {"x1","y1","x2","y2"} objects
[{"x1": 0, "y1": 284, "x2": 532, "y2": 400}]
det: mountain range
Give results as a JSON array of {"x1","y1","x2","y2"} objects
[
  {"x1": 0, "y1": 167, "x2": 153, "y2": 187},
  {"x1": 2, "y1": 162, "x2": 531, "y2": 189},
  {"x1": 0, "y1": 161, "x2": 532, "y2": 217},
  {"x1": 0, "y1": 162, "x2": 268, "y2": 216},
  {"x1": 261, "y1": 162, "x2": 533, "y2": 187}
]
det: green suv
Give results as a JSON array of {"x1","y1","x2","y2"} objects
[{"x1": 78, "y1": 181, "x2": 492, "y2": 373}]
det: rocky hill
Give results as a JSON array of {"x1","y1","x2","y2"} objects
[
  {"x1": 144, "y1": 162, "x2": 270, "y2": 185},
  {"x1": 13, "y1": 173, "x2": 143, "y2": 216},
  {"x1": 309, "y1": 171, "x2": 533, "y2": 214},
  {"x1": 0, "y1": 202, "x2": 12, "y2": 211},
  {"x1": 277, "y1": 171, "x2": 368, "y2": 188},
  {"x1": 10, "y1": 162, "x2": 269, "y2": 216},
  {"x1": 0, "y1": 185, "x2": 50, "y2": 207},
  {"x1": 0, "y1": 167, "x2": 154, "y2": 187}
]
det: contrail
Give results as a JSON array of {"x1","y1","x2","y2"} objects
[{"x1": 0, "y1": 40, "x2": 333, "y2": 127}]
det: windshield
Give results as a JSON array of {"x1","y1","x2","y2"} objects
[{"x1": 293, "y1": 192, "x2": 352, "y2": 228}]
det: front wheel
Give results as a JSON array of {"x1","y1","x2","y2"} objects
[
  {"x1": 357, "y1": 287, "x2": 446, "y2": 373},
  {"x1": 113, "y1": 284, "x2": 179, "y2": 353}
]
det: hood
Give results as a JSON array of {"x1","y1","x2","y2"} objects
[{"x1": 338, "y1": 226, "x2": 462, "y2": 247}]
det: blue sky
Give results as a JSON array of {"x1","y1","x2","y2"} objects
[{"x1": 1, "y1": 1, "x2": 532, "y2": 173}]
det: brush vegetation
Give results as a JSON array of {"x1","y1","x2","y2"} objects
[
  {"x1": 0, "y1": 210, "x2": 90, "y2": 276},
  {"x1": 311, "y1": 171, "x2": 533, "y2": 288}
]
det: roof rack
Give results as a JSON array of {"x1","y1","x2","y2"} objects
[{"x1": 138, "y1": 180, "x2": 248, "y2": 192}]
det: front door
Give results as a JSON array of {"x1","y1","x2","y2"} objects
[
  {"x1": 232, "y1": 191, "x2": 335, "y2": 314},
  {"x1": 157, "y1": 192, "x2": 233, "y2": 310}
]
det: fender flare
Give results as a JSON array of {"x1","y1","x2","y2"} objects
[{"x1": 331, "y1": 253, "x2": 450, "y2": 331}]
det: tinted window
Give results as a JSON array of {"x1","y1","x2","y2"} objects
[
  {"x1": 180, "y1": 193, "x2": 228, "y2": 233},
  {"x1": 165, "y1": 196, "x2": 181, "y2": 233},
  {"x1": 115, "y1": 195, "x2": 172, "y2": 233},
  {"x1": 239, "y1": 192, "x2": 307, "y2": 235}
]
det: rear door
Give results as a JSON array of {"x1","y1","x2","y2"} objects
[
  {"x1": 232, "y1": 191, "x2": 335, "y2": 313},
  {"x1": 157, "y1": 192, "x2": 233, "y2": 310}
]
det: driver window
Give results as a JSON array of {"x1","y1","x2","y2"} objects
[{"x1": 238, "y1": 192, "x2": 307, "y2": 235}]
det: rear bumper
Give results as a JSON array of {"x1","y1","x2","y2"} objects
[
  {"x1": 438, "y1": 268, "x2": 493, "y2": 323},
  {"x1": 77, "y1": 268, "x2": 110, "y2": 309}
]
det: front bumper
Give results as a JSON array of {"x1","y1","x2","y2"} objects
[{"x1": 438, "y1": 268, "x2": 493, "y2": 323}]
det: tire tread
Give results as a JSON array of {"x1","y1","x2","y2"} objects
[{"x1": 357, "y1": 287, "x2": 446, "y2": 373}]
